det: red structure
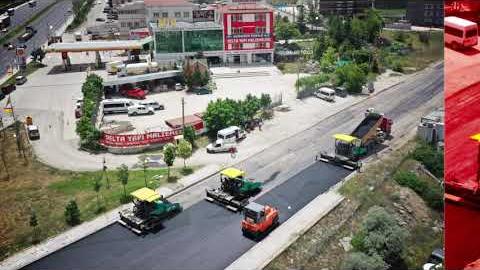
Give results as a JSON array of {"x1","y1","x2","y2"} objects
[{"x1": 216, "y1": 3, "x2": 274, "y2": 64}]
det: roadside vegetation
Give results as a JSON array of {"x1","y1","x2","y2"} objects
[
  {"x1": 75, "y1": 74, "x2": 103, "y2": 151},
  {"x1": 0, "y1": 61, "x2": 45, "y2": 88},
  {"x1": 274, "y1": 10, "x2": 443, "y2": 98},
  {"x1": 0, "y1": 125, "x2": 197, "y2": 260},
  {"x1": 267, "y1": 139, "x2": 443, "y2": 270},
  {"x1": 67, "y1": 0, "x2": 95, "y2": 31},
  {"x1": 203, "y1": 93, "x2": 272, "y2": 137}
]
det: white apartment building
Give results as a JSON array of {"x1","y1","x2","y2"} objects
[
  {"x1": 118, "y1": 1, "x2": 147, "y2": 36},
  {"x1": 145, "y1": 0, "x2": 198, "y2": 25}
]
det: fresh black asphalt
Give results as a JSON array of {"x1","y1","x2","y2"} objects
[{"x1": 24, "y1": 162, "x2": 350, "y2": 270}]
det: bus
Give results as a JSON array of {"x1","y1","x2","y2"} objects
[{"x1": 445, "y1": 16, "x2": 478, "y2": 49}]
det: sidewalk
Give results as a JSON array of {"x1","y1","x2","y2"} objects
[{"x1": 0, "y1": 164, "x2": 220, "y2": 270}]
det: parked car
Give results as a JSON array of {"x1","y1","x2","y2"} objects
[
  {"x1": 335, "y1": 86, "x2": 348, "y2": 98},
  {"x1": 192, "y1": 86, "x2": 211, "y2": 95},
  {"x1": 15, "y1": 75, "x2": 27, "y2": 85},
  {"x1": 314, "y1": 87, "x2": 335, "y2": 102},
  {"x1": 423, "y1": 248, "x2": 444, "y2": 270},
  {"x1": 206, "y1": 139, "x2": 236, "y2": 153},
  {"x1": 1, "y1": 84, "x2": 15, "y2": 95},
  {"x1": 96, "y1": 18, "x2": 105, "y2": 22},
  {"x1": 27, "y1": 125, "x2": 40, "y2": 140},
  {"x1": 121, "y1": 87, "x2": 146, "y2": 99},
  {"x1": 139, "y1": 101, "x2": 164, "y2": 110},
  {"x1": 0, "y1": 91, "x2": 5, "y2": 101},
  {"x1": 128, "y1": 105, "x2": 154, "y2": 116},
  {"x1": 175, "y1": 83, "x2": 184, "y2": 91}
]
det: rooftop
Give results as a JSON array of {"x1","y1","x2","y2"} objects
[{"x1": 145, "y1": 0, "x2": 194, "y2": 7}]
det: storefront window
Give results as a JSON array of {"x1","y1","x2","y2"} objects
[
  {"x1": 155, "y1": 31, "x2": 183, "y2": 53},
  {"x1": 184, "y1": 29, "x2": 223, "y2": 52}
]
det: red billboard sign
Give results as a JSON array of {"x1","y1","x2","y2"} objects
[{"x1": 99, "y1": 121, "x2": 205, "y2": 148}]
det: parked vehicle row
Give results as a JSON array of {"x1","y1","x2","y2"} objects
[{"x1": 98, "y1": 98, "x2": 165, "y2": 117}]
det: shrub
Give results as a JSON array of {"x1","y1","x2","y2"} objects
[
  {"x1": 182, "y1": 126, "x2": 196, "y2": 148},
  {"x1": 296, "y1": 73, "x2": 330, "y2": 98},
  {"x1": 343, "y1": 252, "x2": 388, "y2": 270},
  {"x1": 76, "y1": 74, "x2": 103, "y2": 151},
  {"x1": 394, "y1": 170, "x2": 443, "y2": 211},
  {"x1": 352, "y1": 206, "x2": 408, "y2": 265},
  {"x1": 412, "y1": 141, "x2": 444, "y2": 178},
  {"x1": 64, "y1": 200, "x2": 81, "y2": 226}
]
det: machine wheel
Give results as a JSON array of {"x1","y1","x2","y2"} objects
[
  {"x1": 149, "y1": 111, "x2": 154, "y2": 115},
  {"x1": 132, "y1": 112, "x2": 138, "y2": 116}
]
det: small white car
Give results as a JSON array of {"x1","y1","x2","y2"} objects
[
  {"x1": 139, "y1": 101, "x2": 164, "y2": 110},
  {"x1": 128, "y1": 105, "x2": 154, "y2": 116},
  {"x1": 206, "y1": 139, "x2": 236, "y2": 153}
]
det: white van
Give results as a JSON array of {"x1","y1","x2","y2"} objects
[
  {"x1": 217, "y1": 126, "x2": 246, "y2": 144},
  {"x1": 445, "y1": 16, "x2": 478, "y2": 49},
  {"x1": 74, "y1": 32, "x2": 82, "y2": 41},
  {"x1": 314, "y1": 87, "x2": 336, "y2": 102},
  {"x1": 101, "y1": 99, "x2": 133, "y2": 114}
]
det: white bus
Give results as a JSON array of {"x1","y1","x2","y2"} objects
[
  {"x1": 101, "y1": 99, "x2": 133, "y2": 114},
  {"x1": 445, "y1": 16, "x2": 478, "y2": 49}
]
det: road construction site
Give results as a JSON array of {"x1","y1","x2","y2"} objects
[{"x1": 20, "y1": 62, "x2": 443, "y2": 270}]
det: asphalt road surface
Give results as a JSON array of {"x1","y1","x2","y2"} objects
[
  {"x1": 7, "y1": 0, "x2": 56, "y2": 28},
  {"x1": 0, "y1": 0, "x2": 72, "y2": 77},
  {"x1": 23, "y1": 63, "x2": 443, "y2": 270},
  {"x1": 24, "y1": 162, "x2": 350, "y2": 270}
]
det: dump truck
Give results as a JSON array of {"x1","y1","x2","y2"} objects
[
  {"x1": 205, "y1": 167, "x2": 262, "y2": 212},
  {"x1": 241, "y1": 202, "x2": 279, "y2": 239},
  {"x1": 317, "y1": 108, "x2": 393, "y2": 170},
  {"x1": 118, "y1": 187, "x2": 182, "y2": 235}
]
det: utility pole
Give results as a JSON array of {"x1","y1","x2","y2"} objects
[
  {"x1": 7, "y1": 95, "x2": 25, "y2": 158},
  {"x1": 103, "y1": 157, "x2": 110, "y2": 189},
  {"x1": 181, "y1": 97, "x2": 185, "y2": 129}
]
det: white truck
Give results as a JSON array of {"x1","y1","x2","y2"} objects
[
  {"x1": 106, "y1": 61, "x2": 124, "y2": 74},
  {"x1": 206, "y1": 139, "x2": 236, "y2": 153},
  {"x1": 118, "y1": 62, "x2": 160, "y2": 77}
]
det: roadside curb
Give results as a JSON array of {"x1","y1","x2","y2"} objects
[{"x1": 0, "y1": 165, "x2": 220, "y2": 270}]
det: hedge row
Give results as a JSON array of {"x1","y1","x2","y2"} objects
[{"x1": 76, "y1": 74, "x2": 103, "y2": 150}]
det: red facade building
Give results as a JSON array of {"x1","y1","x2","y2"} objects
[{"x1": 217, "y1": 4, "x2": 274, "y2": 64}]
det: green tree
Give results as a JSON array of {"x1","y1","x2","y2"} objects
[
  {"x1": 192, "y1": 68, "x2": 203, "y2": 87},
  {"x1": 117, "y1": 164, "x2": 129, "y2": 200},
  {"x1": 351, "y1": 206, "x2": 408, "y2": 265},
  {"x1": 365, "y1": 9, "x2": 384, "y2": 43},
  {"x1": 313, "y1": 35, "x2": 330, "y2": 61},
  {"x1": 327, "y1": 16, "x2": 346, "y2": 45},
  {"x1": 176, "y1": 139, "x2": 193, "y2": 169},
  {"x1": 182, "y1": 126, "x2": 196, "y2": 148},
  {"x1": 64, "y1": 199, "x2": 81, "y2": 226},
  {"x1": 93, "y1": 174, "x2": 103, "y2": 212},
  {"x1": 163, "y1": 143, "x2": 176, "y2": 180},
  {"x1": 202, "y1": 70, "x2": 210, "y2": 86},
  {"x1": 275, "y1": 20, "x2": 301, "y2": 41},
  {"x1": 350, "y1": 17, "x2": 367, "y2": 47},
  {"x1": 203, "y1": 99, "x2": 242, "y2": 136},
  {"x1": 320, "y1": 47, "x2": 337, "y2": 73},
  {"x1": 335, "y1": 63, "x2": 367, "y2": 93}
]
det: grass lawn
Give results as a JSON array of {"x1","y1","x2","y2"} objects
[{"x1": 0, "y1": 125, "x2": 197, "y2": 260}]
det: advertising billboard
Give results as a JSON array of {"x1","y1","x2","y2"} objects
[{"x1": 193, "y1": 10, "x2": 215, "y2": 22}]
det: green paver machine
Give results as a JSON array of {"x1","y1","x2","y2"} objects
[
  {"x1": 118, "y1": 187, "x2": 182, "y2": 235},
  {"x1": 205, "y1": 167, "x2": 262, "y2": 212},
  {"x1": 317, "y1": 108, "x2": 393, "y2": 170}
]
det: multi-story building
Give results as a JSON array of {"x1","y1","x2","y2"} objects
[
  {"x1": 406, "y1": 0, "x2": 443, "y2": 26},
  {"x1": 218, "y1": 4, "x2": 274, "y2": 64},
  {"x1": 150, "y1": 2, "x2": 275, "y2": 65},
  {"x1": 373, "y1": 0, "x2": 406, "y2": 9},
  {"x1": 318, "y1": 0, "x2": 371, "y2": 16},
  {"x1": 118, "y1": 1, "x2": 146, "y2": 36},
  {"x1": 145, "y1": 0, "x2": 197, "y2": 25}
]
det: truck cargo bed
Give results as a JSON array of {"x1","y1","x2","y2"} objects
[{"x1": 351, "y1": 114, "x2": 382, "y2": 139}]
